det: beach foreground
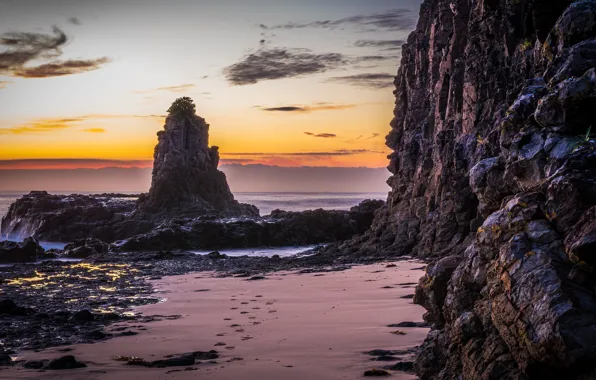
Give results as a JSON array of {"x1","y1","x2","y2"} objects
[{"x1": 3, "y1": 261, "x2": 427, "y2": 379}]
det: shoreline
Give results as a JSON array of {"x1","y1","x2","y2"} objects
[{"x1": 1, "y1": 261, "x2": 427, "y2": 379}]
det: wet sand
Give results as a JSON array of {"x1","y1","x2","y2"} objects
[{"x1": 4, "y1": 261, "x2": 427, "y2": 379}]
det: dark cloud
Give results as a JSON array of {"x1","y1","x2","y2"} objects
[
  {"x1": 267, "y1": 9, "x2": 415, "y2": 32},
  {"x1": 224, "y1": 149, "x2": 380, "y2": 157},
  {"x1": 0, "y1": 26, "x2": 109, "y2": 78},
  {"x1": 304, "y1": 132, "x2": 337, "y2": 138},
  {"x1": 354, "y1": 39, "x2": 405, "y2": 50},
  {"x1": 366, "y1": 133, "x2": 381, "y2": 140},
  {"x1": 13, "y1": 58, "x2": 110, "y2": 78},
  {"x1": 266, "y1": 106, "x2": 305, "y2": 112},
  {"x1": 328, "y1": 73, "x2": 395, "y2": 89},
  {"x1": 257, "y1": 103, "x2": 355, "y2": 113},
  {"x1": 224, "y1": 47, "x2": 345, "y2": 85},
  {"x1": 353, "y1": 55, "x2": 398, "y2": 64},
  {"x1": 68, "y1": 17, "x2": 81, "y2": 25}
]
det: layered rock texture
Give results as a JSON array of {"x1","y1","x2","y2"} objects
[
  {"x1": 341, "y1": 0, "x2": 596, "y2": 378},
  {"x1": 138, "y1": 108, "x2": 257, "y2": 217}
]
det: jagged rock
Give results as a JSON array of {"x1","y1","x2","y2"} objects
[
  {"x1": 112, "y1": 201, "x2": 382, "y2": 252},
  {"x1": 0, "y1": 238, "x2": 47, "y2": 263},
  {"x1": 45, "y1": 355, "x2": 86, "y2": 370},
  {"x1": 303, "y1": 0, "x2": 596, "y2": 378},
  {"x1": 0, "y1": 192, "x2": 141, "y2": 242},
  {"x1": 63, "y1": 238, "x2": 109, "y2": 258},
  {"x1": 138, "y1": 97, "x2": 258, "y2": 218}
]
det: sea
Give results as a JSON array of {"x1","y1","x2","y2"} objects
[{"x1": 0, "y1": 191, "x2": 387, "y2": 256}]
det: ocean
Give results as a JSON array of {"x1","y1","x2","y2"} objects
[{"x1": 0, "y1": 191, "x2": 387, "y2": 219}]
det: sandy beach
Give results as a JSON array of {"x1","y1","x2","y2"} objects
[{"x1": 3, "y1": 261, "x2": 427, "y2": 379}]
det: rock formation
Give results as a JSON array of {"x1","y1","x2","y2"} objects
[
  {"x1": 0, "y1": 238, "x2": 48, "y2": 263},
  {"x1": 113, "y1": 199, "x2": 385, "y2": 252},
  {"x1": 138, "y1": 97, "x2": 258, "y2": 217},
  {"x1": 0, "y1": 192, "x2": 141, "y2": 242},
  {"x1": 335, "y1": 0, "x2": 596, "y2": 378}
]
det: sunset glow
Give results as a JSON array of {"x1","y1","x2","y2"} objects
[{"x1": 0, "y1": 0, "x2": 418, "y2": 174}]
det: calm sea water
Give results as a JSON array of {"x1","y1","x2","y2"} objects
[{"x1": 0, "y1": 191, "x2": 387, "y2": 220}]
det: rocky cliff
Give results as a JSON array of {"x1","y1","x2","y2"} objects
[{"x1": 344, "y1": 0, "x2": 596, "y2": 378}]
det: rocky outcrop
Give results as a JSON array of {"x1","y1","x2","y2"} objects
[
  {"x1": 0, "y1": 191, "x2": 145, "y2": 242},
  {"x1": 0, "y1": 238, "x2": 49, "y2": 263},
  {"x1": 137, "y1": 97, "x2": 257, "y2": 218},
  {"x1": 330, "y1": 0, "x2": 596, "y2": 378},
  {"x1": 113, "y1": 200, "x2": 384, "y2": 252},
  {"x1": 62, "y1": 238, "x2": 110, "y2": 258}
]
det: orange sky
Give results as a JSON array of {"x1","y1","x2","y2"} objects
[{"x1": 0, "y1": 1, "x2": 414, "y2": 170}]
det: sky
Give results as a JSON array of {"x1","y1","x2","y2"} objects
[{"x1": 0, "y1": 0, "x2": 420, "y2": 175}]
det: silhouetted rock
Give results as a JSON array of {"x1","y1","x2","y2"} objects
[
  {"x1": 138, "y1": 98, "x2": 258, "y2": 218},
  {"x1": 0, "y1": 192, "x2": 141, "y2": 242},
  {"x1": 0, "y1": 238, "x2": 46, "y2": 263},
  {"x1": 112, "y1": 201, "x2": 383, "y2": 252},
  {"x1": 45, "y1": 355, "x2": 86, "y2": 370},
  {"x1": 63, "y1": 238, "x2": 109, "y2": 258}
]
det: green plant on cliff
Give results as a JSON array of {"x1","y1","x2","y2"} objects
[{"x1": 167, "y1": 97, "x2": 196, "y2": 117}]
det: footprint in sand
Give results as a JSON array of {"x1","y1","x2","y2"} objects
[
  {"x1": 266, "y1": 301, "x2": 274, "y2": 305},
  {"x1": 241, "y1": 302, "x2": 249, "y2": 305},
  {"x1": 241, "y1": 336, "x2": 253, "y2": 341},
  {"x1": 252, "y1": 307, "x2": 260, "y2": 310},
  {"x1": 230, "y1": 324, "x2": 241, "y2": 327},
  {"x1": 216, "y1": 333, "x2": 226, "y2": 337},
  {"x1": 250, "y1": 299, "x2": 257, "y2": 302},
  {"x1": 268, "y1": 309, "x2": 277, "y2": 313},
  {"x1": 249, "y1": 316, "x2": 257, "y2": 320},
  {"x1": 252, "y1": 321, "x2": 261, "y2": 325},
  {"x1": 224, "y1": 318, "x2": 232, "y2": 321},
  {"x1": 214, "y1": 342, "x2": 226, "y2": 346},
  {"x1": 225, "y1": 346, "x2": 235, "y2": 350},
  {"x1": 231, "y1": 307, "x2": 238, "y2": 310},
  {"x1": 235, "y1": 329, "x2": 245, "y2": 332},
  {"x1": 240, "y1": 311, "x2": 249, "y2": 314},
  {"x1": 255, "y1": 295, "x2": 263, "y2": 298}
]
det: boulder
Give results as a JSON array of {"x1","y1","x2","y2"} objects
[{"x1": 0, "y1": 238, "x2": 46, "y2": 263}]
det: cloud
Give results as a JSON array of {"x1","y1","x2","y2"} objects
[
  {"x1": 265, "y1": 9, "x2": 415, "y2": 32},
  {"x1": 0, "y1": 26, "x2": 109, "y2": 78},
  {"x1": 328, "y1": 73, "x2": 395, "y2": 89},
  {"x1": 257, "y1": 103, "x2": 356, "y2": 113},
  {"x1": 0, "y1": 159, "x2": 152, "y2": 170},
  {"x1": 347, "y1": 135, "x2": 363, "y2": 143},
  {"x1": 82, "y1": 128, "x2": 105, "y2": 133},
  {"x1": 13, "y1": 58, "x2": 110, "y2": 78},
  {"x1": 304, "y1": 132, "x2": 337, "y2": 138},
  {"x1": 68, "y1": 17, "x2": 81, "y2": 25},
  {"x1": 366, "y1": 133, "x2": 381, "y2": 140},
  {"x1": 135, "y1": 83, "x2": 196, "y2": 94},
  {"x1": 354, "y1": 39, "x2": 405, "y2": 50},
  {"x1": 224, "y1": 149, "x2": 380, "y2": 157},
  {"x1": 224, "y1": 47, "x2": 345, "y2": 85},
  {"x1": 0, "y1": 114, "x2": 164, "y2": 135}
]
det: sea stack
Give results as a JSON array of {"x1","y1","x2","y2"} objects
[{"x1": 139, "y1": 97, "x2": 258, "y2": 217}]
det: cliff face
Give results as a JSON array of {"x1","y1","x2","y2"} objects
[
  {"x1": 354, "y1": 0, "x2": 596, "y2": 378},
  {"x1": 140, "y1": 112, "x2": 258, "y2": 217}
]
